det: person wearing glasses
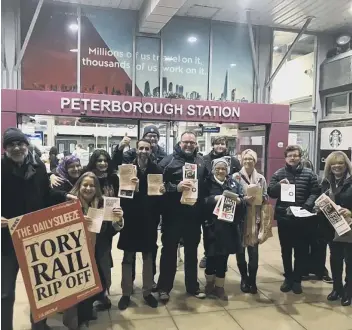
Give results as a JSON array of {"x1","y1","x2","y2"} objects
[
  {"x1": 268, "y1": 145, "x2": 320, "y2": 295},
  {"x1": 156, "y1": 131, "x2": 209, "y2": 303}
]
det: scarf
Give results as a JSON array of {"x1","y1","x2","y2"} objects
[{"x1": 239, "y1": 167, "x2": 262, "y2": 247}]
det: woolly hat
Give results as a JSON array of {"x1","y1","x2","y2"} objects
[
  {"x1": 241, "y1": 149, "x2": 258, "y2": 163},
  {"x1": 143, "y1": 125, "x2": 160, "y2": 138},
  {"x1": 211, "y1": 157, "x2": 229, "y2": 171},
  {"x1": 3, "y1": 127, "x2": 29, "y2": 149}
]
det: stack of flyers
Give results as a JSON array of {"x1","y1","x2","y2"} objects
[
  {"x1": 103, "y1": 197, "x2": 121, "y2": 222},
  {"x1": 213, "y1": 191, "x2": 238, "y2": 222},
  {"x1": 181, "y1": 180, "x2": 198, "y2": 205},
  {"x1": 118, "y1": 164, "x2": 137, "y2": 199},
  {"x1": 181, "y1": 163, "x2": 198, "y2": 205}
]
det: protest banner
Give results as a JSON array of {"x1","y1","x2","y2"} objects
[{"x1": 8, "y1": 200, "x2": 102, "y2": 323}]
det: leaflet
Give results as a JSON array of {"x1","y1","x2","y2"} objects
[
  {"x1": 218, "y1": 191, "x2": 238, "y2": 222},
  {"x1": 119, "y1": 164, "x2": 137, "y2": 191},
  {"x1": 315, "y1": 194, "x2": 351, "y2": 236},
  {"x1": 86, "y1": 208, "x2": 104, "y2": 233},
  {"x1": 183, "y1": 163, "x2": 197, "y2": 180},
  {"x1": 213, "y1": 196, "x2": 223, "y2": 216},
  {"x1": 148, "y1": 174, "x2": 164, "y2": 196},
  {"x1": 281, "y1": 183, "x2": 296, "y2": 202},
  {"x1": 181, "y1": 179, "x2": 198, "y2": 205},
  {"x1": 103, "y1": 197, "x2": 121, "y2": 221},
  {"x1": 289, "y1": 206, "x2": 316, "y2": 218}
]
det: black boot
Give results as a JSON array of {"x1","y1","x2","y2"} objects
[
  {"x1": 238, "y1": 263, "x2": 250, "y2": 293},
  {"x1": 118, "y1": 296, "x2": 131, "y2": 310},
  {"x1": 328, "y1": 282, "x2": 343, "y2": 301},
  {"x1": 248, "y1": 267, "x2": 258, "y2": 294}
]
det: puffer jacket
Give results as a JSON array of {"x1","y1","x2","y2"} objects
[{"x1": 267, "y1": 163, "x2": 320, "y2": 222}]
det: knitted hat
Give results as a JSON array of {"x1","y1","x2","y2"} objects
[
  {"x1": 143, "y1": 125, "x2": 160, "y2": 138},
  {"x1": 3, "y1": 127, "x2": 29, "y2": 149},
  {"x1": 211, "y1": 157, "x2": 229, "y2": 171},
  {"x1": 241, "y1": 149, "x2": 258, "y2": 163}
]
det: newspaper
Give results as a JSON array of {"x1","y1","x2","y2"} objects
[
  {"x1": 118, "y1": 164, "x2": 137, "y2": 198},
  {"x1": 246, "y1": 184, "x2": 263, "y2": 206},
  {"x1": 183, "y1": 163, "x2": 197, "y2": 180},
  {"x1": 103, "y1": 197, "x2": 121, "y2": 221},
  {"x1": 148, "y1": 174, "x2": 163, "y2": 196},
  {"x1": 119, "y1": 164, "x2": 137, "y2": 191},
  {"x1": 315, "y1": 193, "x2": 351, "y2": 236},
  {"x1": 218, "y1": 191, "x2": 238, "y2": 222},
  {"x1": 213, "y1": 196, "x2": 223, "y2": 216},
  {"x1": 181, "y1": 180, "x2": 198, "y2": 205},
  {"x1": 86, "y1": 208, "x2": 104, "y2": 233}
]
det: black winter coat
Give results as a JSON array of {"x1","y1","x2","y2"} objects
[
  {"x1": 267, "y1": 163, "x2": 320, "y2": 222},
  {"x1": 319, "y1": 174, "x2": 352, "y2": 242},
  {"x1": 118, "y1": 160, "x2": 163, "y2": 252},
  {"x1": 112, "y1": 144, "x2": 167, "y2": 170},
  {"x1": 159, "y1": 144, "x2": 209, "y2": 225},
  {"x1": 203, "y1": 151, "x2": 241, "y2": 176},
  {"x1": 204, "y1": 176, "x2": 246, "y2": 255},
  {"x1": 1, "y1": 154, "x2": 66, "y2": 256}
]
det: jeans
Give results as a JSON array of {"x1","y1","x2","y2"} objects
[
  {"x1": 329, "y1": 242, "x2": 352, "y2": 297},
  {"x1": 277, "y1": 219, "x2": 308, "y2": 283},
  {"x1": 1, "y1": 252, "x2": 48, "y2": 330},
  {"x1": 122, "y1": 251, "x2": 153, "y2": 297},
  {"x1": 157, "y1": 222, "x2": 201, "y2": 294},
  {"x1": 205, "y1": 255, "x2": 229, "y2": 278}
]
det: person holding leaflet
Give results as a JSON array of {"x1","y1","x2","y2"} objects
[{"x1": 267, "y1": 145, "x2": 320, "y2": 294}]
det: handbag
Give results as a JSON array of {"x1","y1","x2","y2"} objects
[{"x1": 258, "y1": 202, "x2": 273, "y2": 244}]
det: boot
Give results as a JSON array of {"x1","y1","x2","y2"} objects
[
  {"x1": 214, "y1": 277, "x2": 228, "y2": 301},
  {"x1": 248, "y1": 267, "x2": 258, "y2": 294},
  {"x1": 328, "y1": 282, "x2": 343, "y2": 301},
  {"x1": 205, "y1": 274, "x2": 216, "y2": 295},
  {"x1": 237, "y1": 263, "x2": 250, "y2": 293}
]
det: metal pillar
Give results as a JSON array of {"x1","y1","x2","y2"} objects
[
  {"x1": 14, "y1": 0, "x2": 44, "y2": 70},
  {"x1": 77, "y1": 6, "x2": 81, "y2": 92},
  {"x1": 265, "y1": 17, "x2": 313, "y2": 88},
  {"x1": 246, "y1": 10, "x2": 260, "y2": 94}
]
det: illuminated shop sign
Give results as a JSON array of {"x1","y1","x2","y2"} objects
[{"x1": 60, "y1": 97, "x2": 240, "y2": 119}]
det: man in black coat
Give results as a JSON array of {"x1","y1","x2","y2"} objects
[
  {"x1": 112, "y1": 125, "x2": 167, "y2": 168},
  {"x1": 268, "y1": 145, "x2": 320, "y2": 295},
  {"x1": 200, "y1": 136, "x2": 241, "y2": 268},
  {"x1": 156, "y1": 131, "x2": 209, "y2": 302},
  {"x1": 1, "y1": 128, "x2": 74, "y2": 330},
  {"x1": 111, "y1": 124, "x2": 167, "y2": 291}
]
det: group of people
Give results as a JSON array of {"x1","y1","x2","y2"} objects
[{"x1": 1, "y1": 125, "x2": 352, "y2": 330}]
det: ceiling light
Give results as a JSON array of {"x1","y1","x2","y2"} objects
[
  {"x1": 69, "y1": 23, "x2": 79, "y2": 32},
  {"x1": 230, "y1": 63, "x2": 236, "y2": 67},
  {"x1": 70, "y1": 49, "x2": 78, "y2": 52},
  {"x1": 336, "y1": 35, "x2": 351, "y2": 46},
  {"x1": 187, "y1": 36, "x2": 197, "y2": 43},
  {"x1": 273, "y1": 46, "x2": 279, "y2": 51}
]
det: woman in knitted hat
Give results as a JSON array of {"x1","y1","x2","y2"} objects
[
  {"x1": 203, "y1": 157, "x2": 246, "y2": 300},
  {"x1": 233, "y1": 149, "x2": 268, "y2": 294}
]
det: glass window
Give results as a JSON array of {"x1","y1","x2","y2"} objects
[
  {"x1": 326, "y1": 93, "x2": 349, "y2": 115},
  {"x1": 161, "y1": 17, "x2": 210, "y2": 100},
  {"x1": 271, "y1": 31, "x2": 315, "y2": 119},
  {"x1": 289, "y1": 98, "x2": 314, "y2": 123},
  {"x1": 135, "y1": 37, "x2": 160, "y2": 97},
  {"x1": 210, "y1": 22, "x2": 253, "y2": 102},
  {"x1": 21, "y1": 1, "x2": 78, "y2": 92},
  {"x1": 80, "y1": 7, "x2": 137, "y2": 95}
]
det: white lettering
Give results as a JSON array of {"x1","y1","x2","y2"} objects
[
  {"x1": 134, "y1": 102, "x2": 143, "y2": 113},
  {"x1": 221, "y1": 107, "x2": 232, "y2": 118},
  {"x1": 71, "y1": 98, "x2": 81, "y2": 111},
  {"x1": 111, "y1": 101, "x2": 120, "y2": 112},
  {"x1": 81, "y1": 99, "x2": 90, "y2": 111},
  {"x1": 232, "y1": 107, "x2": 240, "y2": 118},
  {"x1": 60, "y1": 97, "x2": 70, "y2": 109},
  {"x1": 122, "y1": 101, "x2": 132, "y2": 113},
  {"x1": 174, "y1": 104, "x2": 183, "y2": 115},
  {"x1": 101, "y1": 100, "x2": 110, "y2": 112},
  {"x1": 90, "y1": 99, "x2": 100, "y2": 112},
  {"x1": 187, "y1": 105, "x2": 195, "y2": 116},
  {"x1": 143, "y1": 103, "x2": 153, "y2": 114}
]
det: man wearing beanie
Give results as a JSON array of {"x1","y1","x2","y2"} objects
[
  {"x1": 200, "y1": 136, "x2": 241, "y2": 268},
  {"x1": 1, "y1": 128, "x2": 75, "y2": 330}
]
